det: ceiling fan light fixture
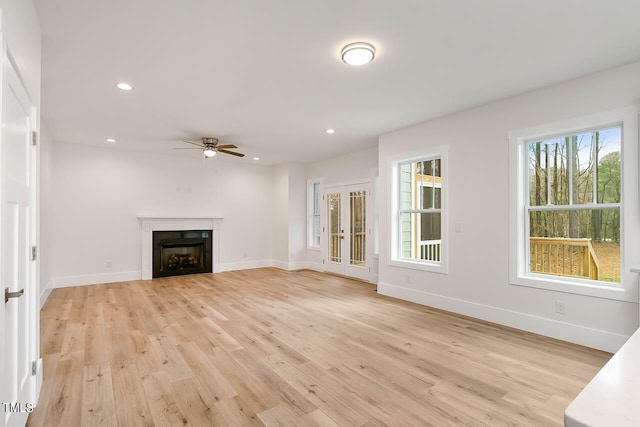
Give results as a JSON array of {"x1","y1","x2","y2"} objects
[
  {"x1": 341, "y1": 42, "x2": 375, "y2": 66},
  {"x1": 203, "y1": 149, "x2": 216, "y2": 158}
]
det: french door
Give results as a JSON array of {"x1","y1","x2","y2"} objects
[{"x1": 322, "y1": 183, "x2": 370, "y2": 281}]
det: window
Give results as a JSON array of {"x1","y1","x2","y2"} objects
[
  {"x1": 509, "y1": 106, "x2": 640, "y2": 301},
  {"x1": 527, "y1": 127, "x2": 621, "y2": 283},
  {"x1": 307, "y1": 179, "x2": 321, "y2": 249},
  {"x1": 391, "y1": 148, "x2": 448, "y2": 273}
]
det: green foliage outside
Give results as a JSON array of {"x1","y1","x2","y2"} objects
[{"x1": 528, "y1": 128, "x2": 621, "y2": 282}]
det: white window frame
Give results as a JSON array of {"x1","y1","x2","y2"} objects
[
  {"x1": 508, "y1": 106, "x2": 639, "y2": 302},
  {"x1": 307, "y1": 178, "x2": 322, "y2": 250},
  {"x1": 389, "y1": 146, "x2": 449, "y2": 274}
]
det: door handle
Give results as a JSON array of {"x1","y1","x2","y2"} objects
[{"x1": 4, "y1": 288, "x2": 24, "y2": 304}]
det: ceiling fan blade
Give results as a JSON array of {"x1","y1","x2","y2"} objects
[
  {"x1": 173, "y1": 147, "x2": 202, "y2": 150},
  {"x1": 216, "y1": 144, "x2": 237, "y2": 149},
  {"x1": 218, "y1": 149, "x2": 245, "y2": 157},
  {"x1": 182, "y1": 140, "x2": 204, "y2": 147}
]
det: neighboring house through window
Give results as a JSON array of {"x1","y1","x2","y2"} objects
[{"x1": 390, "y1": 147, "x2": 448, "y2": 273}]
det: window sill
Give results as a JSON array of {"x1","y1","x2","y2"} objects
[
  {"x1": 510, "y1": 274, "x2": 634, "y2": 302},
  {"x1": 388, "y1": 258, "x2": 448, "y2": 274}
]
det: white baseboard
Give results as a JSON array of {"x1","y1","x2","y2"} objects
[
  {"x1": 272, "y1": 260, "x2": 308, "y2": 271},
  {"x1": 39, "y1": 281, "x2": 53, "y2": 308},
  {"x1": 53, "y1": 271, "x2": 142, "y2": 288},
  {"x1": 219, "y1": 259, "x2": 273, "y2": 272},
  {"x1": 304, "y1": 261, "x2": 323, "y2": 272},
  {"x1": 377, "y1": 282, "x2": 629, "y2": 353}
]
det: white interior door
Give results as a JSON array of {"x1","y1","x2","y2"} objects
[
  {"x1": 323, "y1": 183, "x2": 371, "y2": 281},
  {"x1": 1, "y1": 52, "x2": 38, "y2": 427}
]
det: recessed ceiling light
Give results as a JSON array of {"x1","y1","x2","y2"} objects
[
  {"x1": 325, "y1": 129, "x2": 335, "y2": 134},
  {"x1": 116, "y1": 82, "x2": 133, "y2": 91},
  {"x1": 253, "y1": 157, "x2": 260, "y2": 161},
  {"x1": 105, "y1": 138, "x2": 116, "y2": 143},
  {"x1": 341, "y1": 42, "x2": 375, "y2": 66}
]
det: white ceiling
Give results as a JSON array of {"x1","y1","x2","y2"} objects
[{"x1": 34, "y1": 0, "x2": 640, "y2": 164}]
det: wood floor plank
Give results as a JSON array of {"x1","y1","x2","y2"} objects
[
  {"x1": 80, "y1": 364, "x2": 116, "y2": 426},
  {"x1": 29, "y1": 268, "x2": 611, "y2": 426},
  {"x1": 141, "y1": 370, "x2": 190, "y2": 426},
  {"x1": 109, "y1": 362, "x2": 154, "y2": 427}
]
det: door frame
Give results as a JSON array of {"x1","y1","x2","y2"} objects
[{"x1": 320, "y1": 179, "x2": 373, "y2": 282}]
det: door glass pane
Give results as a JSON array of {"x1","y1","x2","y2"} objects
[
  {"x1": 328, "y1": 193, "x2": 341, "y2": 263},
  {"x1": 350, "y1": 190, "x2": 366, "y2": 266}
]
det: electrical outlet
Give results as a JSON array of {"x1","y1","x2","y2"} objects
[
  {"x1": 555, "y1": 300, "x2": 566, "y2": 315},
  {"x1": 105, "y1": 261, "x2": 112, "y2": 269}
]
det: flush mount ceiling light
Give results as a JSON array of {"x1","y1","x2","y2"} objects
[
  {"x1": 116, "y1": 82, "x2": 133, "y2": 91},
  {"x1": 341, "y1": 42, "x2": 375, "y2": 66},
  {"x1": 203, "y1": 148, "x2": 217, "y2": 158}
]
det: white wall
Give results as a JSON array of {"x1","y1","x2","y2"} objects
[
  {"x1": 306, "y1": 146, "x2": 378, "y2": 186},
  {"x1": 39, "y1": 126, "x2": 53, "y2": 305},
  {"x1": 378, "y1": 61, "x2": 640, "y2": 352},
  {"x1": 50, "y1": 143, "x2": 274, "y2": 285},
  {"x1": 272, "y1": 165, "x2": 290, "y2": 265},
  {"x1": 272, "y1": 163, "x2": 307, "y2": 270},
  {"x1": 287, "y1": 163, "x2": 307, "y2": 266}
]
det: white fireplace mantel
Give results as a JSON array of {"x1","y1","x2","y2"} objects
[{"x1": 138, "y1": 216, "x2": 223, "y2": 279}]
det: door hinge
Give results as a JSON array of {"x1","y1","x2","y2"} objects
[
  {"x1": 322, "y1": 226, "x2": 325, "y2": 232},
  {"x1": 32, "y1": 131, "x2": 38, "y2": 146},
  {"x1": 31, "y1": 246, "x2": 37, "y2": 261},
  {"x1": 31, "y1": 361, "x2": 37, "y2": 376},
  {"x1": 322, "y1": 259, "x2": 325, "y2": 264}
]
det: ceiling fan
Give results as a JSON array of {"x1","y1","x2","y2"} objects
[{"x1": 174, "y1": 137, "x2": 245, "y2": 158}]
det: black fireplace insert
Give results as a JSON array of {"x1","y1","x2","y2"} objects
[{"x1": 152, "y1": 230, "x2": 212, "y2": 278}]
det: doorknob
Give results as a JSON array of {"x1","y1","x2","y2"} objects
[{"x1": 4, "y1": 288, "x2": 24, "y2": 304}]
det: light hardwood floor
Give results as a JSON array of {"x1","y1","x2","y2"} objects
[{"x1": 28, "y1": 268, "x2": 610, "y2": 426}]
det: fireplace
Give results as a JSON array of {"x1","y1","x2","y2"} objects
[
  {"x1": 152, "y1": 230, "x2": 212, "y2": 278},
  {"x1": 138, "y1": 216, "x2": 222, "y2": 280}
]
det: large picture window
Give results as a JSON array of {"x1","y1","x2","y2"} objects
[
  {"x1": 509, "y1": 106, "x2": 640, "y2": 302},
  {"x1": 391, "y1": 148, "x2": 448, "y2": 273},
  {"x1": 526, "y1": 127, "x2": 621, "y2": 283}
]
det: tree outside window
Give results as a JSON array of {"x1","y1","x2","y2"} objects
[{"x1": 527, "y1": 126, "x2": 621, "y2": 283}]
